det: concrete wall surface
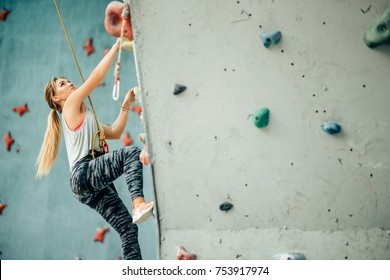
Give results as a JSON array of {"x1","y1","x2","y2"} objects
[{"x1": 130, "y1": 0, "x2": 390, "y2": 259}]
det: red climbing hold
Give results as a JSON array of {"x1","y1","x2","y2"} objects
[
  {"x1": 83, "y1": 37, "x2": 95, "y2": 56},
  {"x1": 0, "y1": 203, "x2": 7, "y2": 215},
  {"x1": 131, "y1": 106, "x2": 142, "y2": 116},
  {"x1": 0, "y1": 9, "x2": 11, "y2": 21},
  {"x1": 122, "y1": 132, "x2": 133, "y2": 146},
  {"x1": 13, "y1": 103, "x2": 29, "y2": 116},
  {"x1": 94, "y1": 226, "x2": 109, "y2": 243},
  {"x1": 3, "y1": 132, "x2": 14, "y2": 151},
  {"x1": 176, "y1": 246, "x2": 196, "y2": 260}
]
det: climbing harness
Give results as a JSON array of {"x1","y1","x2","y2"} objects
[
  {"x1": 112, "y1": 0, "x2": 130, "y2": 101},
  {"x1": 53, "y1": 0, "x2": 108, "y2": 159}
]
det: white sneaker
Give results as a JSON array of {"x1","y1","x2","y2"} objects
[{"x1": 132, "y1": 201, "x2": 154, "y2": 224}]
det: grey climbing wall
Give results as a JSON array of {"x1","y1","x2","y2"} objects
[
  {"x1": 131, "y1": 0, "x2": 390, "y2": 259},
  {"x1": 0, "y1": 0, "x2": 156, "y2": 259}
]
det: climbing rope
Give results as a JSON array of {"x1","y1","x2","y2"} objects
[
  {"x1": 112, "y1": 0, "x2": 130, "y2": 101},
  {"x1": 53, "y1": 0, "x2": 107, "y2": 158}
]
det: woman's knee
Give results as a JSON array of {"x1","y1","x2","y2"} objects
[{"x1": 124, "y1": 145, "x2": 141, "y2": 158}]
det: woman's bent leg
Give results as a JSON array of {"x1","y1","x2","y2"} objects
[{"x1": 86, "y1": 146, "x2": 144, "y2": 200}]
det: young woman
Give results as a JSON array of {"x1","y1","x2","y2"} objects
[{"x1": 35, "y1": 39, "x2": 153, "y2": 260}]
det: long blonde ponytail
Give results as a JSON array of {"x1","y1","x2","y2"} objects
[{"x1": 35, "y1": 77, "x2": 63, "y2": 177}]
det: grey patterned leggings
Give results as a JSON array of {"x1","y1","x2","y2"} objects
[{"x1": 70, "y1": 146, "x2": 143, "y2": 260}]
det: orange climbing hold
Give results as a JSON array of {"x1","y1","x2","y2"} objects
[
  {"x1": 83, "y1": 37, "x2": 95, "y2": 56},
  {"x1": 104, "y1": 1, "x2": 133, "y2": 41},
  {"x1": 0, "y1": 203, "x2": 7, "y2": 215},
  {"x1": 131, "y1": 106, "x2": 142, "y2": 115},
  {"x1": 122, "y1": 132, "x2": 133, "y2": 146},
  {"x1": 13, "y1": 103, "x2": 29, "y2": 116},
  {"x1": 94, "y1": 226, "x2": 109, "y2": 243},
  {"x1": 176, "y1": 246, "x2": 196, "y2": 260},
  {"x1": 3, "y1": 132, "x2": 14, "y2": 151},
  {"x1": 0, "y1": 9, "x2": 11, "y2": 21}
]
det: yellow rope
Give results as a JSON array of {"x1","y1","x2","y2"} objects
[{"x1": 53, "y1": 0, "x2": 106, "y2": 158}]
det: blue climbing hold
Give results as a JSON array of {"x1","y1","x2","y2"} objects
[
  {"x1": 260, "y1": 31, "x2": 282, "y2": 48},
  {"x1": 252, "y1": 108, "x2": 270, "y2": 128},
  {"x1": 219, "y1": 202, "x2": 233, "y2": 212},
  {"x1": 321, "y1": 122, "x2": 342, "y2": 135},
  {"x1": 173, "y1": 84, "x2": 187, "y2": 95}
]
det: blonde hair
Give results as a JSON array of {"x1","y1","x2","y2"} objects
[{"x1": 35, "y1": 77, "x2": 64, "y2": 177}]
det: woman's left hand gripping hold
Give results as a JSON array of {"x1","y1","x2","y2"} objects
[{"x1": 122, "y1": 87, "x2": 137, "y2": 109}]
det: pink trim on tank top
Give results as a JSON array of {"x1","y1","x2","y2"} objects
[{"x1": 73, "y1": 116, "x2": 85, "y2": 131}]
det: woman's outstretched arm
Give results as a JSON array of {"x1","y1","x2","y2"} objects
[{"x1": 63, "y1": 40, "x2": 120, "y2": 117}]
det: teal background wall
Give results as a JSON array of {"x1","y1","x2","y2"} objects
[{"x1": 0, "y1": 0, "x2": 157, "y2": 259}]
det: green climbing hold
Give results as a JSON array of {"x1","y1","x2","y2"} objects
[{"x1": 252, "y1": 108, "x2": 270, "y2": 128}]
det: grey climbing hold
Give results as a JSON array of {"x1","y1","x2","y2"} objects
[
  {"x1": 173, "y1": 84, "x2": 187, "y2": 95},
  {"x1": 363, "y1": 8, "x2": 390, "y2": 48},
  {"x1": 321, "y1": 121, "x2": 341, "y2": 135},
  {"x1": 219, "y1": 202, "x2": 234, "y2": 212},
  {"x1": 273, "y1": 253, "x2": 306, "y2": 260},
  {"x1": 260, "y1": 31, "x2": 282, "y2": 48}
]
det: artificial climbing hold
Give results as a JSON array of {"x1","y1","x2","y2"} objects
[
  {"x1": 273, "y1": 252, "x2": 306, "y2": 260},
  {"x1": 252, "y1": 108, "x2": 270, "y2": 128},
  {"x1": 173, "y1": 84, "x2": 187, "y2": 95},
  {"x1": 122, "y1": 132, "x2": 133, "y2": 146},
  {"x1": 3, "y1": 132, "x2": 14, "y2": 151},
  {"x1": 0, "y1": 203, "x2": 7, "y2": 215},
  {"x1": 140, "y1": 145, "x2": 149, "y2": 166},
  {"x1": 139, "y1": 133, "x2": 146, "y2": 144},
  {"x1": 131, "y1": 106, "x2": 142, "y2": 115},
  {"x1": 0, "y1": 9, "x2": 11, "y2": 21},
  {"x1": 13, "y1": 103, "x2": 29, "y2": 116},
  {"x1": 321, "y1": 121, "x2": 341, "y2": 135},
  {"x1": 94, "y1": 226, "x2": 109, "y2": 243},
  {"x1": 83, "y1": 37, "x2": 95, "y2": 56},
  {"x1": 176, "y1": 246, "x2": 197, "y2": 260},
  {"x1": 219, "y1": 202, "x2": 234, "y2": 212},
  {"x1": 260, "y1": 31, "x2": 282, "y2": 48},
  {"x1": 363, "y1": 8, "x2": 390, "y2": 48},
  {"x1": 120, "y1": 37, "x2": 133, "y2": 52},
  {"x1": 104, "y1": 1, "x2": 133, "y2": 41}
]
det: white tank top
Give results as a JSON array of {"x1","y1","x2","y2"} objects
[{"x1": 62, "y1": 109, "x2": 101, "y2": 170}]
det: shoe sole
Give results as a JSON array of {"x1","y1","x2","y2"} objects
[{"x1": 133, "y1": 203, "x2": 154, "y2": 224}]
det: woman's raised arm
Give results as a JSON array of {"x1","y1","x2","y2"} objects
[{"x1": 63, "y1": 40, "x2": 120, "y2": 115}]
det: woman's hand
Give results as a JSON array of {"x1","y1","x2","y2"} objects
[
  {"x1": 122, "y1": 87, "x2": 137, "y2": 109},
  {"x1": 114, "y1": 38, "x2": 122, "y2": 50}
]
